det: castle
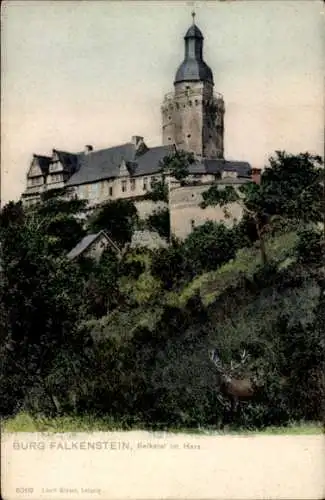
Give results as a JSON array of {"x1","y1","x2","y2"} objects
[{"x1": 22, "y1": 14, "x2": 255, "y2": 239}]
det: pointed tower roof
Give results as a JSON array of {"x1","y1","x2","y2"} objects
[{"x1": 174, "y1": 13, "x2": 213, "y2": 85}]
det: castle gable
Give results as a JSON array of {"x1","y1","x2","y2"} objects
[
  {"x1": 51, "y1": 149, "x2": 80, "y2": 175},
  {"x1": 28, "y1": 155, "x2": 51, "y2": 178}
]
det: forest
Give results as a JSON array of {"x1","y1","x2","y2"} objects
[{"x1": 1, "y1": 150, "x2": 324, "y2": 431}]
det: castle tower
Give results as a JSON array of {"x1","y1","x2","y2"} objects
[{"x1": 162, "y1": 13, "x2": 225, "y2": 159}]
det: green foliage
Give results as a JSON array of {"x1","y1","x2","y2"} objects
[
  {"x1": 201, "y1": 184, "x2": 240, "y2": 209},
  {"x1": 150, "y1": 239, "x2": 194, "y2": 290},
  {"x1": 33, "y1": 192, "x2": 87, "y2": 256},
  {"x1": 179, "y1": 231, "x2": 299, "y2": 307},
  {"x1": 262, "y1": 151, "x2": 323, "y2": 222},
  {"x1": 143, "y1": 179, "x2": 169, "y2": 202},
  {"x1": 159, "y1": 149, "x2": 195, "y2": 184},
  {"x1": 82, "y1": 247, "x2": 121, "y2": 318},
  {"x1": 183, "y1": 221, "x2": 238, "y2": 275},
  {"x1": 145, "y1": 208, "x2": 170, "y2": 240},
  {"x1": 201, "y1": 152, "x2": 324, "y2": 266},
  {"x1": 1, "y1": 149, "x2": 324, "y2": 430},
  {"x1": 118, "y1": 251, "x2": 162, "y2": 306},
  {"x1": 294, "y1": 227, "x2": 324, "y2": 266},
  {"x1": 88, "y1": 199, "x2": 138, "y2": 246}
]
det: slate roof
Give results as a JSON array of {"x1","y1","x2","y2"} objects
[
  {"x1": 204, "y1": 159, "x2": 251, "y2": 177},
  {"x1": 65, "y1": 143, "x2": 136, "y2": 186},
  {"x1": 175, "y1": 59, "x2": 213, "y2": 85},
  {"x1": 66, "y1": 231, "x2": 120, "y2": 260},
  {"x1": 65, "y1": 144, "x2": 174, "y2": 187},
  {"x1": 53, "y1": 149, "x2": 80, "y2": 175},
  {"x1": 64, "y1": 143, "x2": 251, "y2": 188},
  {"x1": 175, "y1": 22, "x2": 213, "y2": 85},
  {"x1": 185, "y1": 24, "x2": 204, "y2": 39},
  {"x1": 185, "y1": 159, "x2": 251, "y2": 177},
  {"x1": 133, "y1": 145, "x2": 173, "y2": 176}
]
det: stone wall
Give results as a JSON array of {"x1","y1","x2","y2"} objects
[
  {"x1": 169, "y1": 182, "x2": 243, "y2": 239},
  {"x1": 134, "y1": 200, "x2": 168, "y2": 220}
]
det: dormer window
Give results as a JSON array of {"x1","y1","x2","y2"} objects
[{"x1": 222, "y1": 171, "x2": 238, "y2": 179}]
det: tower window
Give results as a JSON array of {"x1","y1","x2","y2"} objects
[
  {"x1": 176, "y1": 103, "x2": 179, "y2": 109},
  {"x1": 183, "y1": 104, "x2": 186, "y2": 108},
  {"x1": 187, "y1": 134, "x2": 191, "y2": 138},
  {"x1": 168, "y1": 116, "x2": 171, "y2": 120},
  {"x1": 195, "y1": 100, "x2": 199, "y2": 105},
  {"x1": 168, "y1": 137, "x2": 171, "y2": 141},
  {"x1": 189, "y1": 101, "x2": 192, "y2": 106}
]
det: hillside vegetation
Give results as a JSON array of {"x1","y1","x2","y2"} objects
[{"x1": 0, "y1": 151, "x2": 324, "y2": 431}]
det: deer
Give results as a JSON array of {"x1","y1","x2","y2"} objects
[{"x1": 209, "y1": 348, "x2": 258, "y2": 419}]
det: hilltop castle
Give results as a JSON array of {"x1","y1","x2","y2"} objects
[{"x1": 22, "y1": 15, "x2": 254, "y2": 238}]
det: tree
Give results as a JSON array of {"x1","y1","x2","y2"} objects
[
  {"x1": 29, "y1": 189, "x2": 88, "y2": 256},
  {"x1": 143, "y1": 149, "x2": 196, "y2": 203},
  {"x1": 83, "y1": 247, "x2": 121, "y2": 318},
  {"x1": 201, "y1": 181, "x2": 269, "y2": 264},
  {"x1": 0, "y1": 201, "x2": 90, "y2": 415},
  {"x1": 183, "y1": 221, "x2": 238, "y2": 274},
  {"x1": 146, "y1": 208, "x2": 170, "y2": 240},
  {"x1": 143, "y1": 179, "x2": 169, "y2": 203},
  {"x1": 201, "y1": 151, "x2": 324, "y2": 265},
  {"x1": 88, "y1": 199, "x2": 138, "y2": 247},
  {"x1": 159, "y1": 149, "x2": 195, "y2": 185},
  {"x1": 151, "y1": 238, "x2": 194, "y2": 290},
  {"x1": 261, "y1": 152, "x2": 323, "y2": 223}
]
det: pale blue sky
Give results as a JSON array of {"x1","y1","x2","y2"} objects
[{"x1": 1, "y1": 0, "x2": 324, "y2": 203}]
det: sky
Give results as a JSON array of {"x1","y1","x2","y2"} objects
[{"x1": 1, "y1": 0, "x2": 324, "y2": 204}]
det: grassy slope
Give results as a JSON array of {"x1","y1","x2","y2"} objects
[
  {"x1": 170, "y1": 231, "x2": 300, "y2": 308},
  {"x1": 2, "y1": 412, "x2": 323, "y2": 434},
  {"x1": 5, "y1": 230, "x2": 321, "y2": 434}
]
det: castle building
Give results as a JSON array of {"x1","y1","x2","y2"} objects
[{"x1": 22, "y1": 15, "x2": 253, "y2": 236}]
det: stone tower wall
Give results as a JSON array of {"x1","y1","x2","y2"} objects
[
  {"x1": 162, "y1": 81, "x2": 225, "y2": 159},
  {"x1": 169, "y1": 182, "x2": 243, "y2": 239}
]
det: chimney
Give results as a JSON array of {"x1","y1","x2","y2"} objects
[
  {"x1": 132, "y1": 136, "x2": 144, "y2": 147},
  {"x1": 251, "y1": 168, "x2": 262, "y2": 184},
  {"x1": 132, "y1": 136, "x2": 148, "y2": 156},
  {"x1": 85, "y1": 145, "x2": 93, "y2": 155}
]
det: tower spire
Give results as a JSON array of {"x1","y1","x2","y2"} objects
[{"x1": 191, "y1": 11, "x2": 196, "y2": 25}]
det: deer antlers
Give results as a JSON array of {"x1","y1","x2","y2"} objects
[
  {"x1": 209, "y1": 349, "x2": 250, "y2": 373},
  {"x1": 229, "y1": 350, "x2": 250, "y2": 372}
]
